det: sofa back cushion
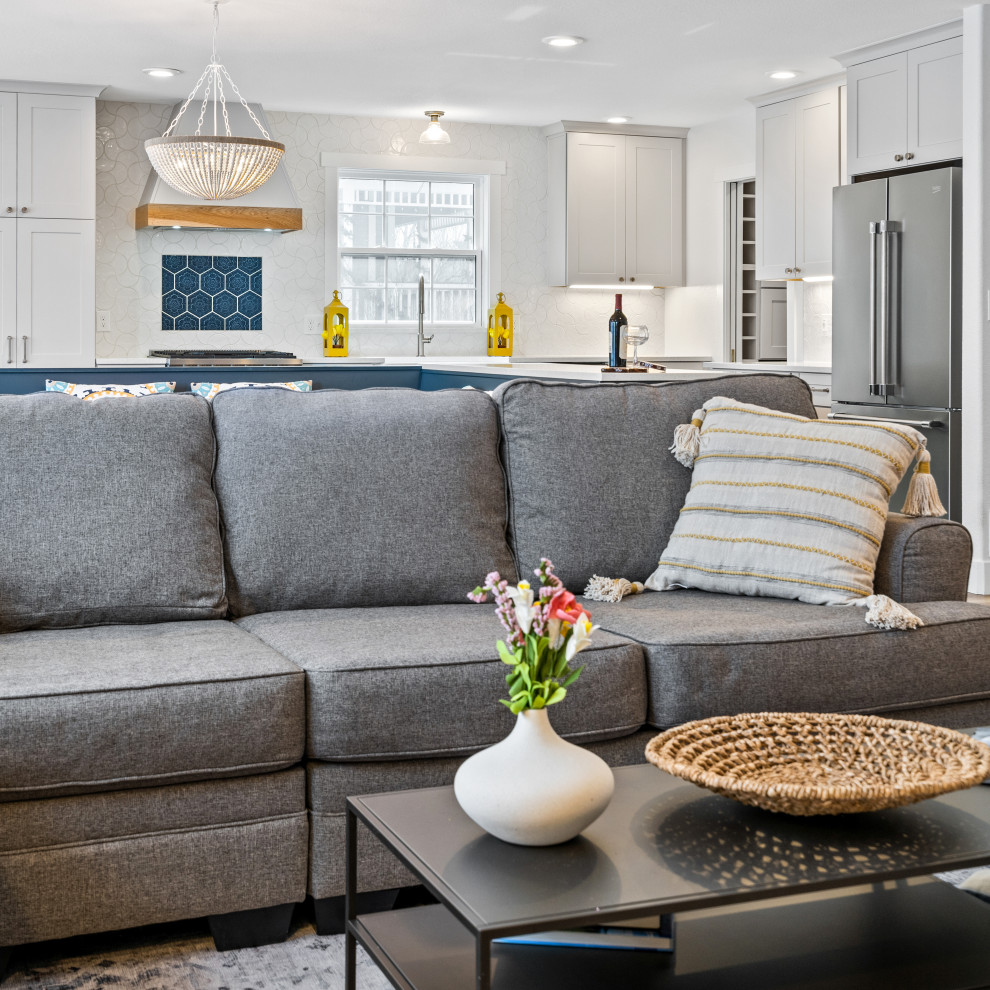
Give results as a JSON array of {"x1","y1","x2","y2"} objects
[
  {"x1": 212, "y1": 388, "x2": 516, "y2": 616},
  {"x1": 493, "y1": 375, "x2": 817, "y2": 592},
  {"x1": 0, "y1": 393, "x2": 226, "y2": 632}
]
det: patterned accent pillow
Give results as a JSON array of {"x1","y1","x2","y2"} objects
[
  {"x1": 190, "y1": 381, "x2": 313, "y2": 401},
  {"x1": 645, "y1": 396, "x2": 925, "y2": 605},
  {"x1": 46, "y1": 380, "x2": 176, "y2": 399}
]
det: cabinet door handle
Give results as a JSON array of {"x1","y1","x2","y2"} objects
[
  {"x1": 894, "y1": 154, "x2": 904, "y2": 162},
  {"x1": 6, "y1": 336, "x2": 12, "y2": 364},
  {"x1": 905, "y1": 152, "x2": 915, "y2": 161},
  {"x1": 20, "y1": 206, "x2": 28, "y2": 214},
  {"x1": 21, "y1": 336, "x2": 28, "y2": 363}
]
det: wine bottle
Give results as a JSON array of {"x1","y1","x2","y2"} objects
[{"x1": 608, "y1": 294, "x2": 628, "y2": 368}]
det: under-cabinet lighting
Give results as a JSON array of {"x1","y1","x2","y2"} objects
[
  {"x1": 801, "y1": 275, "x2": 834, "y2": 282},
  {"x1": 569, "y1": 284, "x2": 656, "y2": 290}
]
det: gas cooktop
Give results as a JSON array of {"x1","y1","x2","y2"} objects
[{"x1": 148, "y1": 349, "x2": 303, "y2": 367}]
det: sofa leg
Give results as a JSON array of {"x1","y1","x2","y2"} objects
[
  {"x1": 0, "y1": 946, "x2": 12, "y2": 985},
  {"x1": 313, "y1": 889, "x2": 399, "y2": 936},
  {"x1": 208, "y1": 902, "x2": 296, "y2": 951}
]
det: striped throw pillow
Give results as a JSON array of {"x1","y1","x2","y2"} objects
[{"x1": 645, "y1": 396, "x2": 925, "y2": 605}]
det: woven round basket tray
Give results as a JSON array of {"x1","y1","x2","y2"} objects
[{"x1": 645, "y1": 712, "x2": 990, "y2": 816}]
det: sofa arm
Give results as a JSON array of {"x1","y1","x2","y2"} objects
[{"x1": 874, "y1": 513, "x2": 972, "y2": 602}]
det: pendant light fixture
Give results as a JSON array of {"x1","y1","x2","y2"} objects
[
  {"x1": 419, "y1": 111, "x2": 451, "y2": 145},
  {"x1": 145, "y1": 0, "x2": 284, "y2": 200}
]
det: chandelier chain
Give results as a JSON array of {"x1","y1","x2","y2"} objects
[{"x1": 159, "y1": 0, "x2": 272, "y2": 141}]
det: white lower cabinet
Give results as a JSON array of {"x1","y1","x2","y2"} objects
[{"x1": 4, "y1": 217, "x2": 94, "y2": 367}]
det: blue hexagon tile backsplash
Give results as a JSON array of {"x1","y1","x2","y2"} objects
[{"x1": 162, "y1": 255, "x2": 262, "y2": 330}]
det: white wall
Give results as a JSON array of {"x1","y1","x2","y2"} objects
[
  {"x1": 663, "y1": 106, "x2": 755, "y2": 359},
  {"x1": 94, "y1": 102, "x2": 665, "y2": 360}
]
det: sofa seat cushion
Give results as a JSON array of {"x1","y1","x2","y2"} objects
[
  {"x1": 236, "y1": 604, "x2": 647, "y2": 761},
  {"x1": 493, "y1": 375, "x2": 817, "y2": 592},
  {"x1": 212, "y1": 388, "x2": 516, "y2": 616},
  {"x1": 590, "y1": 590, "x2": 990, "y2": 729},
  {"x1": 0, "y1": 621, "x2": 305, "y2": 802},
  {"x1": 0, "y1": 393, "x2": 226, "y2": 632}
]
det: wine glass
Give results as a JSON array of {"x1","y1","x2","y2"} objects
[{"x1": 623, "y1": 325, "x2": 649, "y2": 366}]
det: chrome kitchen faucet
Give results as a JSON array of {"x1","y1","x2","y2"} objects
[{"x1": 417, "y1": 275, "x2": 433, "y2": 357}]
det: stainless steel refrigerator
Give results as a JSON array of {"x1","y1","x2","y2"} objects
[{"x1": 831, "y1": 166, "x2": 962, "y2": 519}]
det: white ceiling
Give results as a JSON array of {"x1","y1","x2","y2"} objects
[{"x1": 2, "y1": 0, "x2": 967, "y2": 128}]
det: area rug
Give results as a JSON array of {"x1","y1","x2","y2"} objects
[
  {"x1": 6, "y1": 873, "x2": 989, "y2": 989},
  {"x1": 3, "y1": 914, "x2": 392, "y2": 990}
]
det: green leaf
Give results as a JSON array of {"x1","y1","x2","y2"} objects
[
  {"x1": 532, "y1": 694, "x2": 546, "y2": 709},
  {"x1": 510, "y1": 698, "x2": 527, "y2": 714},
  {"x1": 496, "y1": 640, "x2": 516, "y2": 665},
  {"x1": 546, "y1": 687, "x2": 567, "y2": 705},
  {"x1": 499, "y1": 698, "x2": 513, "y2": 709},
  {"x1": 562, "y1": 665, "x2": 584, "y2": 688},
  {"x1": 520, "y1": 665, "x2": 532, "y2": 688}
]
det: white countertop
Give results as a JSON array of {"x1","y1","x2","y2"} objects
[
  {"x1": 419, "y1": 362, "x2": 728, "y2": 382},
  {"x1": 705, "y1": 361, "x2": 831, "y2": 374}
]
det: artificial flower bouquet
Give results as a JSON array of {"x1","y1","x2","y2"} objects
[{"x1": 469, "y1": 558, "x2": 599, "y2": 713}]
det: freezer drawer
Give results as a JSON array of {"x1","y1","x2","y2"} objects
[{"x1": 829, "y1": 405, "x2": 960, "y2": 521}]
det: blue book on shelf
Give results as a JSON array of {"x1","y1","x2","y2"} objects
[{"x1": 495, "y1": 914, "x2": 674, "y2": 952}]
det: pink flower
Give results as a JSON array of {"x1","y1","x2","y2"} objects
[{"x1": 547, "y1": 588, "x2": 589, "y2": 626}]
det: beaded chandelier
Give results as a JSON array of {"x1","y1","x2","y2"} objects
[{"x1": 145, "y1": 1, "x2": 284, "y2": 201}]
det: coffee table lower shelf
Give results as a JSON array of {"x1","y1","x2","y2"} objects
[{"x1": 351, "y1": 880, "x2": 990, "y2": 990}]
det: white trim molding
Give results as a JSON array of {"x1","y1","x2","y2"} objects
[
  {"x1": 0, "y1": 80, "x2": 106, "y2": 97},
  {"x1": 321, "y1": 152, "x2": 506, "y2": 175},
  {"x1": 834, "y1": 18, "x2": 962, "y2": 67}
]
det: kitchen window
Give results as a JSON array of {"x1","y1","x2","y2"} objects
[{"x1": 323, "y1": 154, "x2": 505, "y2": 331}]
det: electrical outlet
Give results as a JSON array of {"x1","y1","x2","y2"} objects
[
  {"x1": 97, "y1": 311, "x2": 110, "y2": 332},
  {"x1": 305, "y1": 315, "x2": 320, "y2": 335}
]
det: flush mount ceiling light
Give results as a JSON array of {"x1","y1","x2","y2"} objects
[
  {"x1": 606, "y1": 116, "x2": 630, "y2": 124},
  {"x1": 144, "y1": 0, "x2": 284, "y2": 200},
  {"x1": 542, "y1": 35, "x2": 585, "y2": 47},
  {"x1": 767, "y1": 69, "x2": 800, "y2": 80},
  {"x1": 419, "y1": 111, "x2": 451, "y2": 145},
  {"x1": 143, "y1": 67, "x2": 183, "y2": 78}
]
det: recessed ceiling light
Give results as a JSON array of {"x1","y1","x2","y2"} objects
[
  {"x1": 542, "y1": 35, "x2": 585, "y2": 48},
  {"x1": 767, "y1": 69, "x2": 799, "y2": 80},
  {"x1": 606, "y1": 116, "x2": 630, "y2": 124},
  {"x1": 143, "y1": 67, "x2": 183, "y2": 78}
]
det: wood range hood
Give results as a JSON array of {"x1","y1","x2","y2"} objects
[{"x1": 134, "y1": 102, "x2": 302, "y2": 232}]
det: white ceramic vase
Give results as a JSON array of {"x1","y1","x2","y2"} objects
[{"x1": 453, "y1": 708, "x2": 615, "y2": 846}]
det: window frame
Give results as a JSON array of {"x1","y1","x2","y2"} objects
[{"x1": 323, "y1": 153, "x2": 505, "y2": 333}]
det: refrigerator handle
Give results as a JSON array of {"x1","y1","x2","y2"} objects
[
  {"x1": 869, "y1": 221, "x2": 879, "y2": 395},
  {"x1": 829, "y1": 413, "x2": 942, "y2": 429},
  {"x1": 875, "y1": 220, "x2": 902, "y2": 397}
]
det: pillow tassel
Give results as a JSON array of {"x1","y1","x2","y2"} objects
[
  {"x1": 583, "y1": 575, "x2": 646, "y2": 603},
  {"x1": 670, "y1": 408, "x2": 706, "y2": 468},
  {"x1": 902, "y1": 449, "x2": 946, "y2": 517},
  {"x1": 853, "y1": 594, "x2": 925, "y2": 631}
]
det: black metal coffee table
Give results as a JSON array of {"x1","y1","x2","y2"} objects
[{"x1": 345, "y1": 763, "x2": 990, "y2": 990}]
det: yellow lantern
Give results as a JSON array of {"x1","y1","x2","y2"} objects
[
  {"x1": 322, "y1": 290, "x2": 349, "y2": 357},
  {"x1": 487, "y1": 292, "x2": 513, "y2": 357}
]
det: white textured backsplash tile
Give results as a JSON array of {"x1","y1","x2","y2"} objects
[{"x1": 95, "y1": 102, "x2": 664, "y2": 361}]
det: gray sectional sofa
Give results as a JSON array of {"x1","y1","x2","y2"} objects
[{"x1": 2, "y1": 373, "x2": 989, "y2": 961}]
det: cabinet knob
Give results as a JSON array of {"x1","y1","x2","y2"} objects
[
  {"x1": 618, "y1": 276, "x2": 625, "y2": 282},
  {"x1": 20, "y1": 206, "x2": 27, "y2": 213},
  {"x1": 629, "y1": 277, "x2": 635, "y2": 282},
  {"x1": 905, "y1": 152, "x2": 915, "y2": 161},
  {"x1": 4, "y1": 206, "x2": 12, "y2": 214},
  {"x1": 894, "y1": 154, "x2": 904, "y2": 162},
  {"x1": 785, "y1": 268, "x2": 793, "y2": 274},
  {"x1": 794, "y1": 267, "x2": 801, "y2": 274}
]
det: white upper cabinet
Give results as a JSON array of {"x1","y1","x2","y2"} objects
[
  {"x1": 16, "y1": 94, "x2": 95, "y2": 219},
  {"x1": 844, "y1": 30, "x2": 962, "y2": 177},
  {"x1": 547, "y1": 125, "x2": 685, "y2": 287},
  {"x1": 0, "y1": 93, "x2": 16, "y2": 219},
  {"x1": 755, "y1": 87, "x2": 841, "y2": 281}
]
